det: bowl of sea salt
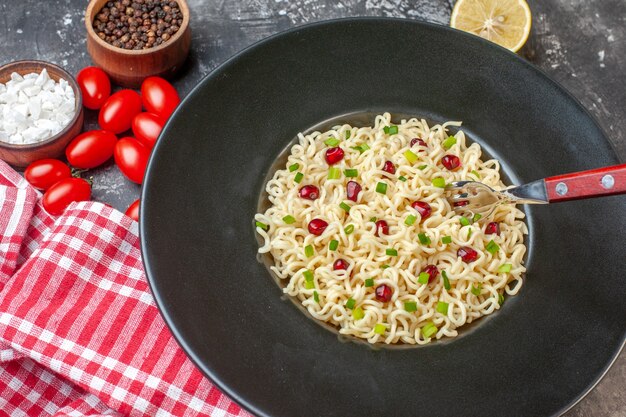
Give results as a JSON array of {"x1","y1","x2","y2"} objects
[{"x1": 0, "y1": 60, "x2": 83, "y2": 168}]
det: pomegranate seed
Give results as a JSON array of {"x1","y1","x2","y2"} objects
[
  {"x1": 453, "y1": 200, "x2": 469, "y2": 207},
  {"x1": 333, "y1": 259, "x2": 349, "y2": 271},
  {"x1": 441, "y1": 154, "x2": 461, "y2": 171},
  {"x1": 325, "y1": 147, "x2": 344, "y2": 165},
  {"x1": 410, "y1": 138, "x2": 427, "y2": 149},
  {"x1": 485, "y1": 222, "x2": 500, "y2": 235},
  {"x1": 299, "y1": 185, "x2": 319, "y2": 200},
  {"x1": 411, "y1": 201, "x2": 432, "y2": 221},
  {"x1": 346, "y1": 181, "x2": 362, "y2": 202},
  {"x1": 457, "y1": 246, "x2": 478, "y2": 263},
  {"x1": 375, "y1": 220, "x2": 389, "y2": 237},
  {"x1": 421, "y1": 264, "x2": 439, "y2": 284},
  {"x1": 308, "y1": 218, "x2": 328, "y2": 236},
  {"x1": 375, "y1": 284, "x2": 393, "y2": 302},
  {"x1": 382, "y1": 160, "x2": 396, "y2": 174}
]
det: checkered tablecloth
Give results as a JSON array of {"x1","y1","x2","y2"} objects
[{"x1": 0, "y1": 160, "x2": 251, "y2": 417}]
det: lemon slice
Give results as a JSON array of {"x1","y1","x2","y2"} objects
[{"x1": 450, "y1": 0, "x2": 532, "y2": 52}]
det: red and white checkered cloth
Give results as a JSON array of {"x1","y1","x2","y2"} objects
[{"x1": 0, "y1": 160, "x2": 252, "y2": 417}]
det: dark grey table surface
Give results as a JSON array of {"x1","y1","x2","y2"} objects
[{"x1": 1, "y1": 0, "x2": 624, "y2": 416}]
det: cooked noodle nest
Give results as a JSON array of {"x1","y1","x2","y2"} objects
[{"x1": 255, "y1": 113, "x2": 527, "y2": 345}]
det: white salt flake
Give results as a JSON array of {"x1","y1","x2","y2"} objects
[
  {"x1": 0, "y1": 68, "x2": 76, "y2": 145},
  {"x1": 24, "y1": 85, "x2": 41, "y2": 97},
  {"x1": 28, "y1": 97, "x2": 42, "y2": 120}
]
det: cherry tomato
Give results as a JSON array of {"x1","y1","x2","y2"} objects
[
  {"x1": 132, "y1": 112, "x2": 165, "y2": 149},
  {"x1": 140, "y1": 77, "x2": 180, "y2": 119},
  {"x1": 65, "y1": 130, "x2": 118, "y2": 169},
  {"x1": 98, "y1": 90, "x2": 142, "y2": 134},
  {"x1": 42, "y1": 177, "x2": 91, "y2": 216},
  {"x1": 76, "y1": 67, "x2": 111, "y2": 110},
  {"x1": 24, "y1": 159, "x2": 71, "y2": 190},
  {"x1": 125, "y1": 199, "x2": 140, "y2": 221},
  {"x1": 114, "y1": 137, "x2": 150, "y2": 184}
]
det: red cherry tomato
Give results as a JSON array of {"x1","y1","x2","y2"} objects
[
  {"x1": 132, "y1": 112, "x2": 165, "y2": 149},
  {"x1": 140, "y1": 77, "x2": 180, "y2": 119},
  {"x1": 76, "y1": 67, "x2": 111, "y2": 110},
  {"x1": 125, "y1": 199, "x2": 140, "y2": 221},
  {"x1": 98, "y1": 90, "x2": 142, "y2": 134},
  {"x1": 42, "y1": 178, "x2": 91, "y2": 216},
  {"x1": 114, "y1": 137, "x2": 150, "y2": 184},
  {"x1": 65, "y1": 130, "x2": 118, "y2": 169},
  {"x1": 24, "y1": 159, "x2": 70, "y2": 190}
]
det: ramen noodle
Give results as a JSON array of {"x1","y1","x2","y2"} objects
[{"x1": 255, "y1": 113, "x2": 527, "y2": 344}]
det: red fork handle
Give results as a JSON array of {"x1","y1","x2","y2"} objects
[{"x1": 545, "y1": 163, "x2": 626, "y2": 202}]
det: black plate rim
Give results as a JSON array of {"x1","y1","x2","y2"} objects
[{"x1": 140, "y1": 17, "x2": 626, "y2": 417}]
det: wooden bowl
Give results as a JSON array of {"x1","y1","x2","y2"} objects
[
  {"x1": 85, "y1": 0, "x2": 191, "y2": 88},
  {"x1": 0, "y1": 60, "x2": 84, "y2": 168}
]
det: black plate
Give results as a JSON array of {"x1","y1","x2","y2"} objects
[{"x1": 141, "y1": 18, "x2": 626, "y2": 417}]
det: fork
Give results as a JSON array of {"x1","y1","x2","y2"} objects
[{"x1": 446, "y1": 163, "x2": 626, "y2": 218}]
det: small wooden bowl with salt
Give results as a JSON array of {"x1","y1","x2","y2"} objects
[{"x1": 0, "y1": 60, "x2": 84, "y2": 168}]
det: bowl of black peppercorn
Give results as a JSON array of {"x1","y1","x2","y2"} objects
[{"x1": 85, "y1": 0, "x2": 191, "y2": 88}]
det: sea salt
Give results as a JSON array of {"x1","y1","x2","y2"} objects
[{"x1": 0, "y1": 68, "x2": 76, "y2": 145}]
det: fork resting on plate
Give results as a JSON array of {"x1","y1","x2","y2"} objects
[{"x1": 447, "y1": 163, "x2": 626, "y2": 218}]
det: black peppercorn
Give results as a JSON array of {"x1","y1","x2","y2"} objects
[{"x1": 94, "y1": 0, "x2": 183, "y2": 50}]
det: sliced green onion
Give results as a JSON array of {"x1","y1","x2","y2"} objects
[
  {"x1": 369, "y1": 217, "x2": 377, "y2": 222},
  {"x1": 344, "y1": 168, "x2": 358, "y2": 177},
  {"x1": 398, "y1": 176, "x2": 407, "y2": 182},
  {"x1": 471, "y1": 283, "x2": 482, "y2": 296},
  {"x1": 459, "y1": 216, "x2": 470, "y2": 226},
  {"x1": 344, "y1": 224, "x2": 355, "y2": 234},
  {"x1": 386, "y1": 248, "x2": 398, "y2": 256},
  {"x1": 472, "y1": 213, "x2": 482, "y2": 223},
  {"x1": 294, "y1": 172, "x2": 304, "y2": 183},
  {"x1": 364, "y1": 278, "x2": 375, "y2": 287},
  {"x1": 421, "y1": 322, "x2": 438, "y2": 338},
  {"x1": 329, "y1": 240, "x2": 339, "y2": 251},
  {"x1": 485, "y1": 239, "x2": 500, "y2": 254},
  {"x1": 304, "y1": 281, "x2": 315, "y2": 289},
  {"x1": 352, "y1": 307, "x2": 364, "y2": 320},
  {"x1": 255, "y1": 221, "x2": 269, "y2": 231},
  {"x1": 441, "y1": 236, "x2": 452, "y2": 244},
  {"x1": 345, "y1": 298, "x2": 356, "y2": 309},
  {"x1": 313, "y1": 291, "x2": 320, "y2": 303},
  {"x1": 303, "y1": 270, "x2": 314, "y2": 282},
  {"x1": 324, "y1": 137, "x2": 340, "y2": 146},
  {"x1": 351, "y1": 144, "x2": 370, "y2": 154},
  {"x1": 404, "y1": 301, "x2": 418, "y2": 312},
  {"x1": 403, "y1": 150, "x2": 419, "y2": 164},
  {"x1": 418, "y1": 272, "x2": 429, "y2": 285},
  {"x1": 383, "y1": 125, "x2": 398, "y2": 135},
  {"x1": 442, "y1": 271, "x2": 451, "y2": 290},
  {"x1": 467, "y1": 228, "x2": 472, "y2": 239},
  {"x1": 305, "y1": 244, "x2": 314, "y2": 258},
  {"x1": 432, "y1": 177, "x2": 446, "y2": 188},
  {"x1": 328, "y1": 167, "x2": 341, "y2": 180},
  {"x1": 498, "y1": 263, "x2": 512, "y2": 273},
  {"x1": 340, "y1": 202, "x2": 351, "y2": 212},
  {"x1": 417, "y1": 164, "x2": 428, "y2": 170},
  {"x1": 288, "y1": 163, "x2": 300, "y2": 172},
  {"x1": 418, "y1": 233, "x2": 431, "y2": 245},
  {"x1": 374, "y1": 323, "x2": 386, "y2": 335},
  {"x1": 381, "y1": 264, "x2": 390, "y2": 269},
  {"x1": 282, "y1": 215, "x2": 296, "y2": 224},
  {"x1": 345, "y1": 130, "x2": 351, "y2": 139},
  {"x1": 405, "y1": 214, "x2": 417, "y2": 226},
  {"x1": 470, "y1": 169, "x2": 481, "y2": 179},
  {"x1": 498, "y1": 293, "x2": 505, "y2": 305},
  {"x1": 376, "y1": 182, "x2": 388, "y2": 194},
  {"x1": 436, "y1": 301, "x2": 449, "y2": 315},
  {"x1": 442, "y1": 136, "x2": 457, "y2": 150}
]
